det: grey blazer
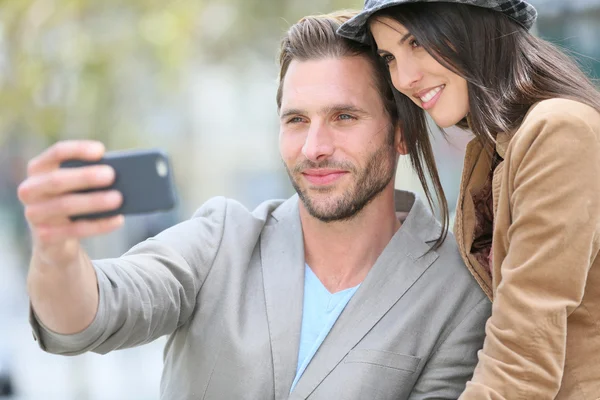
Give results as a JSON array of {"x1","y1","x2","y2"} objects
[{"x1": 31, "y1": 190, "x2": 491, "y2": 400}]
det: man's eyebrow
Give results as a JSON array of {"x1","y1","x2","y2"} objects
[
  {"x1": 279, "y1": 108, "x2": 304, "y2": 120},
  {"x1": 279, "y1": 104, "x2": 368, "y2": 120},
  {"x1": 322, "y1": 104, "x2": 368, "y2": 116}
]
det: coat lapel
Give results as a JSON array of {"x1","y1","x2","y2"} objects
[
  {"x1": 290, "y1": 192, "x2": 441, "y2": 399},
  {"x1": 260, "y1": 195, "x2": 305, "y2": 400},
  {"x1": 454, "y1": 138, "x2": 494, "y2": 300}
]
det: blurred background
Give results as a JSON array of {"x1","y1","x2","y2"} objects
[{"x1": 0, "y1": 0, "x2": 598, "y2": 398}]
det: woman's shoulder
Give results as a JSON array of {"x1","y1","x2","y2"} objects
[
  {"x1": 522, "y1": 98, "x2": 600, "y2": 129},
  {"x1": 511, "y1": 98, "x2": 600, "y2": 147}
]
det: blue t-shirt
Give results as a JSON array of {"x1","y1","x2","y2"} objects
[{"x1": 290, "y1": 264, "x2": 360, "y2": 392}]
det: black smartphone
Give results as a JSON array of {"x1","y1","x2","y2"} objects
[{"x1": 60, "y1": 149, "x2": 177, "y2": 220}]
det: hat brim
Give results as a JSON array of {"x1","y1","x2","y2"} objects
[
  {"x1": 337, "y1": 0, "x2": 536, "y2": 44},
  {"x1": 337, "y1": 4, "x2": 395, "y2": 44}
]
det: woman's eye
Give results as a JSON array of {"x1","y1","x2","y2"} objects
[
  {"x1": 381, "y1": 54, "x2": 395, "y2": 64},
  {"x1": 409, "y1": 38, "x2": 420, "y2": 48}
]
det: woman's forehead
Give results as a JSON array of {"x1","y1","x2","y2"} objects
[{"x1": 369, "y1": 16, "x2": 409, "y2": 37}]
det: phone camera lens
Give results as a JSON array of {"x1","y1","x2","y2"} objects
[{"x1": 156, "y1": 159, "x2": 168, "y2": 177}]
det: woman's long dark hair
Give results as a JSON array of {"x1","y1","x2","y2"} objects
[{"x1": 368, "y1": 2, "x2": 600, "y2": 245}]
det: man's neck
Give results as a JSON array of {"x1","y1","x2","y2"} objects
[{"x1": 300, "y1": 188, "x2": 401, "y2": 294}]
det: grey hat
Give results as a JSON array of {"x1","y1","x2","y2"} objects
[{"x1": 337, "y1": 0, "x2": 538, "y2": 43}]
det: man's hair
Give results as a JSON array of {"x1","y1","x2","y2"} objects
[{"x1": 276, "y1": 11, "x2": 399, "y2": 123}]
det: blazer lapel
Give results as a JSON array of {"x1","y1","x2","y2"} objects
[
  {"x1": 454, "y1": 139, "x2": 494, "y2": 300},
  {"x1": 260, "y1": 195, "x2": 305, "y2": 400},
  {"x1": 290, "y1": 192, "x2": 440, "y2": 399}
]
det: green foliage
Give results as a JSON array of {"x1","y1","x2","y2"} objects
[{"x1": 0, "y1": 0, "x2": 361, "y2": 148}]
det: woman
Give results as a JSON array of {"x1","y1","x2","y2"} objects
[{"x1": 338, "y1": 1, "x2": 600, "y2": 399}]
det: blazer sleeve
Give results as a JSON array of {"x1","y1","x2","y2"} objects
[
  {"x1": 30, "y1": 196, "x2": 229, "y2": 355},
  {"x1": 459, "y1": 109, "x2": 600, "y2": 399},
  {"x1": 409, "y1": 297, "x2": 491, "y2": 399}
]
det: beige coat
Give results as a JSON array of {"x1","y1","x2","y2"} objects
[{"x1": 455, "y1": 98, "x2": 600, "y2": 399}]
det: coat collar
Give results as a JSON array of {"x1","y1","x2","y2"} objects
[
  {"x1": 260, "y1": 195, "x2": 305, "y2": 400},
  {"x1": 474, "y1": 101, "x2": 546, "y2": 159},
  {"x1": 291, "y1": 191, "x2": 441, "y2": 398},
  {"x1": 262, "y1": 190, "x2": 442, "y2": 398},
  {"x1": 270, "y1": 190, "x2": 442, "y2": 250},
  {"x1": 496, "y1": 131, "x2": 511, "y2": 159}
]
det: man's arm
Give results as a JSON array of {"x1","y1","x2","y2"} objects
[
  {"x1": 18, "y1": 141, "x2": 124, "y2": 335},
  {"x1": 18, "y1": 140, "x2": 225, "y2": 354},
  {"x1": 30, "y1": 205, "x2": 226, "y2": 354},
  {"x1": 409, "y1": 297, "x2": 491, "y2": 400}
]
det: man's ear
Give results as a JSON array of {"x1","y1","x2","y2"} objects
[{"x1": 394, "y1": 124, "x2": 408, "y2": 155}]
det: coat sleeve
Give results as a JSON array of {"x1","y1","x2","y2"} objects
[
  {"x1": 409, "y1": 297, "x2": 491, "y2": 399},
  {"x1": 459, "y1": 107, "x2": 600, "y2": 399},
  {"x1": 30, "y1": 197, "x2": 229, "y2": 355}
]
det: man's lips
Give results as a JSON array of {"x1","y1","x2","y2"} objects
[{"x1": 301, "y1": 169, "x2": 348, "y2": 185}]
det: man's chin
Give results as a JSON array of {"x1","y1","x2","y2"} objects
[
  {"x1": 299, "y1": 195, "x2": 350, "y2": 222},
  {"x1": 304, "y1": 185, "x2": 338, "y2": 195},
  {"x1": 300, "y1": 188, "x2": 343, "y2": 205},
  {"x1": 305, "y1": 207, "x2": 343, "y2": 223}
]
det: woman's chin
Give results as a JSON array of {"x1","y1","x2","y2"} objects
[{"x1": 428, "y1": 112, "x2": 464, "y2": 129}]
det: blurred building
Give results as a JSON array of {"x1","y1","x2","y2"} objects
[{"x1": 533, "y1": 0, "x2": 600, "y2": 79}]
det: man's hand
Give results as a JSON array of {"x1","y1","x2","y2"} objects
[
  {"x1": 18, "y1": 140, "x2": 123, "y2": 334},
  {"x1": 18, "y1": 140, "x2": 123, "y2": 266}
]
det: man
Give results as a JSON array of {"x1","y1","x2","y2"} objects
[{"x1": 18, "y1": 12, "x2": 491, "y2": 400}]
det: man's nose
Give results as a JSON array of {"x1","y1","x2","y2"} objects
[{"x1": 301, "y1": 122, "x2": 335, "y2": 162}]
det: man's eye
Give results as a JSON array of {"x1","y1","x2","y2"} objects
[
  {"x1": 287, "y1": 117, "x2": 304, "y2": 124},
  {"x1": 337, "y1": 114, "x2": 356, "y2": 121}
]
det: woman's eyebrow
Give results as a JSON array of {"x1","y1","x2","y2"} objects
[{"x1": 398, "y1": 32, "x2": 412, "y2": 44}]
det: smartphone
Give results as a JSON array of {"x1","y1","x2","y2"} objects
[{"x1": 60, "y1": 149, "x2": 177, "y2": 220}]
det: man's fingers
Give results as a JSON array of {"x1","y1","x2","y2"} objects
[
  {"x1": 20, "y1": 140, "x2": 120, "y2": 267},
  {"x1": 18, "y1": 165, "x2": 116, "y2": 204},
  {"x1": 27, "y1": 140, "x2": 105, "y2": 176},
  {"x1": 25, "y1": 190, "x2": 123, "y2": 225}
]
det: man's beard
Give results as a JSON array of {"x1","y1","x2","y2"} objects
[{"x1": 286, "y1": 143, "x2": 397, "y2": 223}]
